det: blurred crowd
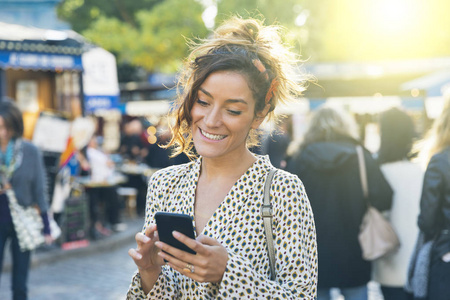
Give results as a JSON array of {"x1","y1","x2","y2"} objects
[
  {"x1": 257, "y1": 99, "x2": 450, "y2": 300},
  {"x1": 58, "y1": 97, "x2": 450, "y2": 299}
]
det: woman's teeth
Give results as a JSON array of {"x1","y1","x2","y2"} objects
[{"x1": 201, "y1": 129, "x2": 226, "y2": 140}]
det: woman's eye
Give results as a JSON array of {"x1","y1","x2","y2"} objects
[
  {"x1": 196, "y1": 99, "x2": 208, "y2": 106},
  {"x1": 228, "y1": 110, "x2": 242, "y2": 116}
]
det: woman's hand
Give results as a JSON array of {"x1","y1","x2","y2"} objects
[
  {"x1": 44, "y1": 234, "x2": 53, "y2": 245},
  {"x1": 128, "y1": 224, "x2": 165, "y2": 273},
  {"x1": 155, "y1": 232, "x2": 228, "y2": 283}
]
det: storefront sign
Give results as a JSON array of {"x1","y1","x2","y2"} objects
[
  {"x1": 82, "y1": 48, "x2": 120, "y2": 113},
  {"x1": 84, "y1": 95, "x2": 120, "y2": 112},
  {"x1": 0, "y1": 51, "x2": 82, "y2": 71}
]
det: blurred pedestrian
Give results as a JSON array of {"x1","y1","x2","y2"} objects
[
  {"x1": 371, "y1": 107, "x2": 423, "y2": 300},
  {"x1": 127, "y1": 16, "x2": 317, "y2": 298},
  {"x1": 0, "y1": 99, "x2": 52, "y2": 300},
  {"x1": 286, "y1": 104, "x2": 393, "y2": 300},
  {"x1": 85, "y1": 135, "x2": 123, "y2": 238},
  {"x1": 120, "y1": 119, "x2": 147, "y2": 163},
  {"x1": 414, "y1": 96, "x2": 450, "y2": 300},
  {"x1": 120, "y1": 119, "x2": 149, "y2": 216},
  {"x1": 263, "y1": 115, "x2": 292, "y2": 169}
]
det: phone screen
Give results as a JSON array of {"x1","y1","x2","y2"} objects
[{"x1": 154, "y1": 212, "x2": 196, "y2": 255}]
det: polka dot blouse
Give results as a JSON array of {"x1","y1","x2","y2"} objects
[{"x1": 127, "y1": 155, "x2": 317, "y2": 299}]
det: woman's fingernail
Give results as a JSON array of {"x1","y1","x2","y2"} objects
[
  {"x1": 142, "y1": 236, "x2": 150, "y2": 243},
  {"x1": 155, "y1": 241, "x2": 162, "y2": 248},
  {"x1": 173, "y1": 231, "x2": 180, "y2": 238},
  {"x1": 135, "y1": 252, "x2": 142, "y2": 259}
]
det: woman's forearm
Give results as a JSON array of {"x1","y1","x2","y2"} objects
[{"x1": 139, "y1": 266, "x2": 162, "y2": 294}]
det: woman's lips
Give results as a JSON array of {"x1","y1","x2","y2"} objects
[{"x1": 200, "y1": 128, "x2": 227, "y2": 141}]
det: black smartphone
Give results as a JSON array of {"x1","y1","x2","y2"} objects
[{"x1": 154, "y1": 212, "x2": 196, "y2": 255}]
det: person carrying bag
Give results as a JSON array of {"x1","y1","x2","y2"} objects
[
  {"x1": 0, "y1": 99, "x2": 53, "y2": 300},
  {"x1": 356, "y1": 145, "x2": 400, "y2": 261},
  {"x1": 286, "y1": 105, "x2": 393, "y2": 300}
]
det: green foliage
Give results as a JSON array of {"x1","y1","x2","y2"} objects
[
  {"x1": 134, "y1": 0, "x2": 209, "y2": 72},
  {"x1": 57, "y1": 0, "x2": 163, "y2": 32},
  {"x1": 215, "y1": 0, "x2": 310, "y2": 59},
  {"x1": 80, "y1": 0, "x2": 208, "y2": 73}
]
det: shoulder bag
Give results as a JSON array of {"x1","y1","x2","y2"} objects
[
  {"x1": 356, "y1": 145, "x2": 400, "y2": 261},
  {"x1": 262, "y1": 168, "x2": 277, "y2": 280},
  {"x1": 7, "y1": 189, "x2": 45, "y2": 252}
]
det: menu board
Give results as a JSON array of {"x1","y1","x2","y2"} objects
[{"x1": 61, "y1": 188, "x2": 89, "y2": 245}]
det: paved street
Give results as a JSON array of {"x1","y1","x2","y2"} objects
[
  {"x1": 1, "y1": 238, "x2": 384, "y2": 300},
  {"x1": 0, "y1": 240, "x2": 138, "y2": 300}
]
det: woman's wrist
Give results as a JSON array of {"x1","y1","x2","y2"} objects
[
  {"x1": 138, "y1": 265, "x2": 162, "y2": 276},
  {"x1": 138, "y1": 265, "x2": 163, "y2": 294}
]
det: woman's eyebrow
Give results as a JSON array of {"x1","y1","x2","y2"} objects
[
  {"x1": 226, "y1": 99, "x2": 248, "y2": 105},
  {"x1": 199, "y1": 87, "x2": 248, "y2": 105},
  {"x1": 199, "y1": 87, "x2": 212, "y2": 98}
]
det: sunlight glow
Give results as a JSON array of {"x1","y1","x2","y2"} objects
[
  {"x1": 202, "y1": 5, "x2": 217, "y2": 29},
  {"x1": 368, "y1": 0, "x2": 418, "y2": 34},
  {"x1": 295, "y1": 10, "x2": 310, "y2": 27}
]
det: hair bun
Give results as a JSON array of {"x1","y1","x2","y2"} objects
[{"x1": 215, "y1": 17, "x2": 262, "y2": 47}]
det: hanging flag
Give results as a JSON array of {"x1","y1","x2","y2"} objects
[{"x1": 59, "y1": 136, "x2": 76, "y2": 168}]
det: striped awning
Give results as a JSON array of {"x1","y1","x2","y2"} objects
[{"x1": 0, "y1": 22, "x2": 85, "y2": 71}]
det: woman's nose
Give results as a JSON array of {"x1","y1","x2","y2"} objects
[{"x1": 204, "y1": 108, "x2": 221, "y2": 127}]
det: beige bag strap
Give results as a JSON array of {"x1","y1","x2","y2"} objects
[
  {"x1": 262, "y1": 168, "x2": 277, "y2": 281},
  {"x1": 356, "y1": 145, "x2": 369, "y2": 200}
]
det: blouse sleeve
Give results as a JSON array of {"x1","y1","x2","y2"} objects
[
  {"x1": 126, "y1": 169, "x2": 182, "y2": 299},
  {"x1": 216, "y1": 173, "x2": 318, "y2": 299}
]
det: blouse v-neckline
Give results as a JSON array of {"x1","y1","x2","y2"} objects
[{"x1": 187, "y1": 155, "x2": 269, "y2": 237}]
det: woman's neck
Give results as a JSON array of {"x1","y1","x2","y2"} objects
[
  {"x1": 200, "y1": 149, "x2": 257, "y2": 181},
  {"x1": 0, "y1": 139, "x2": 10, "y2": 153}
]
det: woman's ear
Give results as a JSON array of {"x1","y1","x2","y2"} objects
[{"x1": 251, "y1": 104, "x2": 271, "y2": 129}]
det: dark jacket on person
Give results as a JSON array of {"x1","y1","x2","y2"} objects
[
  {"x1": 0, "y1": 140, "x2": 50, "y2": 234},
  {"x1": 265, "y1": 132, "x2": 290, "y2": 169},
  {"x1": 286, "y1": 138, "x2": 393, "y2": 289},
  {"x1": 11, "y1": 140, "x2": 49, "y2": 211},
  {"x1": 418, "y1": 146, "x2": 450, "y2": 258}
]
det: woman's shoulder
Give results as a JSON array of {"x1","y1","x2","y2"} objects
[
  {"x1": 21, "y1": 140, "x2": 40, "y2": 155},
  {"x1": 272, "y1": 168, "x2": 305, "y2": 193},
  {"x1": 427, "y1": 148, "x2": 450, "y2": 171},
  {"x1": 150, "y1": 159, "x2": 197, "y2": 184},
  {"x1": 431, "y1": 148, "x2": 450, "y2": 162},
  {"x1": 274, "y1": 168, "x2": 301, "y2": 181}
]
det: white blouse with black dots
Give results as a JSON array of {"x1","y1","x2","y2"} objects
[{"x1": 127, "y1": 155, "x2": 317, "y2": 299}]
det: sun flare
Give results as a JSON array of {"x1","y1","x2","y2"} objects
[{"x1": 368, "y1": 0, "x2": 419, "y2": 35}]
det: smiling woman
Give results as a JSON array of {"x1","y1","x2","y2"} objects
[
  {"x1": 190, "y1": 71, "x2": 261, "y2": 161},
  {"x1": 126, "y1": 15, "x2": 317, "y2": 299}
]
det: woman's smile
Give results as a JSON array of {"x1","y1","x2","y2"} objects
[{"x1": 199, "y1": 128, "x2": 227, "y2": 141}]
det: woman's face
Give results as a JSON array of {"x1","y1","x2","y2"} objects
[
  {"x1": 0, "y1": 116, "x2": 11, "y2": 145},
  {"x1": 191, "y1": 70, "x2": 264, "y2": 160}
]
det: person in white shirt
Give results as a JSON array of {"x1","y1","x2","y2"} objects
[
  {"x1": 372, "y1": 107, "x2": 423, "y2": 300},
  {"x1": 86, "y1": 135, "x2": 123, "y2": 237}
]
